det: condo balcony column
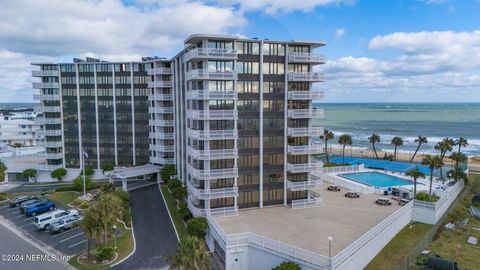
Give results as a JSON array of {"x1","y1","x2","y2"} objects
[{"x1": 328, "y1": 236, "x2": 333, "y2": 268}]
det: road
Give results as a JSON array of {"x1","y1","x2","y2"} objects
[{"x1": 0, "y1": 223, "x2": 68, "y2": 270}]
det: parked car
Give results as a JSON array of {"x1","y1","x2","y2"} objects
[
  {"x1": 9, "y1": 195, "x2": 38, "y2": 207},
  {"x1": 24, "y1": 201, "x2": 55, "y2": 216},
  {"x1": 34, "y1": 209, "x2": 79, "y2": 230},
  {"x1": 48, "y1": 215, "x2": 83, "y2": 233},
  {"x1": 19, "y1": 199, "x2": 43, "y2": 213}
]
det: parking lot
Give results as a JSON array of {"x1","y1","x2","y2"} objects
[{"x1": 0, "y1": 203, "x2": 88, "y2": 256}]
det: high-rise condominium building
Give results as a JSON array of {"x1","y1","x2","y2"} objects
[{"x1": 32, "y1": 34, "x2": 325, "y2": 213}]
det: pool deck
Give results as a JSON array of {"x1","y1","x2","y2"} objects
[{"x1": 215, "y1": 182, "x2": 401, "y2": 257}]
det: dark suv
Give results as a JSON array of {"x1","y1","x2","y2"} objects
[{"x1": 9, "y1": 195, "x2": 38, "y2": 207}]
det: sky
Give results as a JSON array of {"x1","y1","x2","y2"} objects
[{"x1": 0, "y1": 0, "x2": 479, "y2": 103}]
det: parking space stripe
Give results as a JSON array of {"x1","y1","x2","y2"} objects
[
  {"x1": 51, "y1": 227, "x2": 79, "y2": 238},
  {"x1": 68, "y1": 240, "x2": 87, "y2": 248},
  {"x1": 23, "y1": 217, "x2": 33, "y2": 221},
  {"x1": 59, "y1": 232, "x2": 84, "y2": 243}
]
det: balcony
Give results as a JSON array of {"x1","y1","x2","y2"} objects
[
  {"x1": 150, "y1": 156, "x2": 175, "y2": 165},
  {"x1": 148, "y1": 93, "x2": 173, "y2": 101},
  {"x1": 187, "y1": 181, "x2": 238, "y2": 200},
  {"x1": 149, "y1": 132, "x2": 174, "y2": 140},
  {"x1": 187, "y1": 109, "x2": 237, "y2": 120},
  {"x1": 186, "y1": 128, "x2": 237, "y2": 140},
  {"x1": 147, "y1": 81, "x2": 173, "y2": 88},
  {"x1": 287, "y1": 127, "x2": 324, "y2": 137},
  {"x1": 287, "y1": 144, "x2": 324, "y2": 155},
  {"x1": 40, "y1": 164, "x2": 63, "y2": 170},
  {"x1": 148, "y1": 107, "x2": 174, "y2": 114},
  {"x1": 147, "y1": 67, "x2": 172, "y2": 75},
  {"x1": 44, "y1": 152, "x2": 63, "y2": 159},
  {"x1": 148, "y1": 119, "x2": 174, "y2": 127},
  {"x1": 32, "y1": 70, "x2": 59, "y2": 77},
  {"x1": 187, "y1": 147, "x2": 238, "y2": 160},
  {"x1": 37, "y1": 141, "x2": 63, "y2": 148},
  {"x1": 38, "y1": 118, "x2": 62, "y2": 125},
  {"x1": 33, "y1": 94, "x2": 60, "y2": 101},
  {"x1": 287, "y1": 91, "x2": 324, "y2": 100},
  {"x1": 185, "y1": 69, "x2": 238, "y2": 81},
  {"x1": 287, "y1": 108, "x2": 324, "y2": 119},
  {"x1": 35, "y1": 106, "x2": 61, "y2": 113},
  {"x1": 149, "y1": 144, "x2": 175, "y2": 152},
  {"x1": 184, "y1": 48, "x2": 237, "y2": 62},
  {"x1": 291, "y1": 192, "x2": 323, "y2": 209},
  {"x1": 187, "y1": 165, "x2": 238, "y2": 180},
  {"x1": 188, "y1": 198, "x2": 238, "y2": 217},
  {"x1": 287, "y1": 72, "x2": 324, "y2": 82},
  {"x1": 186, "y1": 90, "x2": 237, "y2": 100},
  {"x1": 188, "y1": 198, "x2": 206, "y2": 217},
  {"x1": 288, "y1": 52, "x2": 325, "y2": 64},
  {"x1": 33, "y1": 82, "x2": 60, "y2": 89},
  {"x1": 287, "y1": 161, "x2": 323, "y2": 173},
  {"x1": 287, "y1": 176, "x2": 323, "y2": 191},
  {"x1": 37, "y1": 129, "x2": 62, "y2": 136}
]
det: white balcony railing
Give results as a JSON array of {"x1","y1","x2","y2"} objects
[
  {"x1": 148, "y1": 119, "x2": 174, "y2": 127},
  {"x1": 149, "y1": 156, "x2": 175, "y2": 165},
  {"x1": 287, "y1": 175, "x2": 323, "y2": 191},
  {"x1": 37, "y1": 141, "x2": 63, "y2": 148},
  {"x1": 185, "y1": 69, "x2": 238, "y2": 81},
  {"x1": 38, "y1": 118, "x2": 62, "y2": 125},
  {"x1": 32, "y1": 70, "x2": 59, "y2": 77},
  {"x1": 44, "y1": 152, "x2": 63, "y2": 159},
  {"x1": 287, "y1": 108, "x2": 324, "y2": 119},
  {"x1": 287, "y1": 127, "x2": 324, "y2": 137},
  {"x1": 287, "y1": 161, "x2": 324, "y2": 173},
  {"x1": 287, "y1": 72, "x2": 324, "y2": 82},
  {"x1": 188, "y1": 147, "x2": 238, "y2": 160},
  {"x1": 33, "y1": 82, "x2": 60, "y2": 89},
  {"x1": 149, "y1": 132, "x2": 174, "y2": 140},
  {"x1": 35, "y1": 106, "x2": 61, "y2": 113},
  {"x1": 37, "y1": 129, "x2": 62, "y2": 136},
  {"x1": 287, "y1": 144, "x2": 324, "y2": 155},
  {"x1": 148, "y1": 107, "x2": 174, "y2": 114},
  {"x1": 287, "y1": 91, "x2": 324, "y2": 100},
  {"x1": 291, "y1": 195, "x2": 323, "y2": 209},
  {"x1": 288, "y1": 52, "x2": 325, "y2": 63},
  {"x1": 147, "y1": 67, "x2": 172, "y2": 75},
  {"x1": 187, "y1": 181, "x2": 238, "y2": 200},
  {"x1": 187, "y1": 109, "x2": 238, "y2": 120},
  {"x1": 148, "y1": 93, "x2": 173, "y2": 101},
  {"x1": 188, "y1": 198, "x2": 206, "y2": 217},
  {"x1": 184, "y1": 48, "x2": 237, "y2": 62},
  {"x1": 147, "y1": 81, "x2": 173, "y2": 88},
  {"x1": 149, "y1": 144, "x2": 175, "y2": 152},
  {"x1": 40, "y1": 164, "x2": 63, "y2": 170},
  {"x1": 186, "y1": 128, "x2": 237, "y2": 140},
  {"x1": 187, "y1": 165, "x2": 238, "y2": 180},
  {"x1": 33, "y1": 94, "x2": 60, "y2": 101},
  {"x1": 186, "y1": 90, "x2": 237, "y2": 100}
]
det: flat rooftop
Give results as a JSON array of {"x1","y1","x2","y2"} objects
[{"x1": 215, "y1": 183, "x2": 401, "y2": 256}]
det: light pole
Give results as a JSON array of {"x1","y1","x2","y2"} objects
[
  {"x1": 81, "y1": 147, "x2": 87, "y2": 199},
  {"x1": 113, "y1": 225, "x2": 117, "y2": 250},
  {"x1": 328, "y1": 236, "x2": 333, "y2": 268}
]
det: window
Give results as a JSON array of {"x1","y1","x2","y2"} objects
[
  {"x1": 114, "y1": 64, "x2": 131, "y2": 72},
  {"x1": 264, "y1": 82, "x2": 284, "y2": 93},
  {"x1": 208, "y1": 61, "x2": 233, "y2": 72},
  {"x1": 96, "y1": 64, "x2": 112, "y2": 72},
  {"x1": 263, "y1": 100, "x2": 284, "y2": 112},
  {"x1": 236, "y1": 42, "x2": 260, "y2": 55},
  {"x1": 78, "y1": 65, "x2": 94, "y2": 72},
  {"x1": 288, "y1": 64, "x2": 310, "y2": 73},
  {"x1": 263, "y1": 43, "x2": 285, "y2": 56},
  {"x1": 288, "y1": 45, "x2": 310, "y2": 53},
  {"x1": 263, "y1": 62, "x2": 284, "y2": 75},
  {"x1": 208, "y1": 40, "x2": 233, "y2": 50},
  {"x1": 60, "y1": 64, "x2": 75, "y2": 72},
  {"x1": 208, "y1": 81, "x2": 233, "y2": 91},
  {"x1": 238, "y1": 100, "x2": 259, "y2": 112},
  {"x1": 237, "y1": 81, "x2": 259, "y2": 93},
  {"x1": 236, "y1": 62, "x2": 259, "y2": 74}
]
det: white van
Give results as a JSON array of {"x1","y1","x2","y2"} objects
[{"x1": 34, "y1": 209, "x2": 79, "y2": 230}]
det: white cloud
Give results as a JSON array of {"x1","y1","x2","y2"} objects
[
  {"x1": 215, "y1": 0, "x2": 354, "y2": 15},
  {"x1": 421, "y1": 0, "x2": 448, "y2": 5},
  {"x1": 335, "y1": 28, "x2": 346, "y2": 40}
]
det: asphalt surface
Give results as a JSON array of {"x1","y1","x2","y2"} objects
[
  {"x1": 0, "y1": 223, "x2": 68, "y2": 270},
  {"x1": 112, "y1": 184, "x2": 178, "y2": 270}
]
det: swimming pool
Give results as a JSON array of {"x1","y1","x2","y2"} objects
[
  {"x1": 340, "y1": 171, "x2": 415, "y2": 188},
  {"x1": 330, "y1": 157, "x2": 432, "y2": 175}
]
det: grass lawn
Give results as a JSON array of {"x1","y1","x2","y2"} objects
[
  {"x1": 160, "y1": 185, "x2": 187, "y2": 240},
  {"x1": 420, "y1": 173, "x2": 480, "y2": 270},
  {"x1": 69, "y1": 220, "x2": 134, "y2": 270},
  {"x1": 365, "y1": 223, "x2": 433, "y2": 270},
  {"x1": 47, "y1": 191, "x2": 80, "y2": 207}
]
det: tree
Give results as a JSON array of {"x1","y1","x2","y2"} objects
[
  {"x1": 50, "y1": 168, "x2": 67, "y2": 182},
  {"x1": 368, "y1": 133, "x2": 380, "y2": 159},
  {"x1": 410, "y1": 135, "x2": 427, "y2": 162},
  {"x1": 434, "y1": 137, "x2": 454, "y2": 179},
  {"x1": 168, "y1": 236, "x2": 211, "y2": 270},
  {"x1": 338, "y1": 134, "x2": 352, "y2": 164},
  {"x1": 405, "y1": 167, "x2": 425, "y2": 199},
  {"x1": 81, "y1": 207, "x2": 103, "y2": 257},
  {"x1": 80, "y1": 166, "x2": 94, "y2": 177},
  {"x1": 0, "y1": 161, "x2": 7, "y2": 182},
  {"x1": 390, "y1": 137, "x2": 403, "y2": 160},
  {"x1": 160, "y1": 164, "x2": 176, "y2": 183},
  {"x1": 449, "y1": 152, "x2": 467, "y2": 172},
  {"x1": 186, "y1": 217, "x2": 208, "y2": 239},
  {"x1": 447, "y1": 169, "x2": 468, "y2": 183},
  {"x1": 272, "y1": 261, "x2": 301, "y2": 270},
  {"x1": 22, "y1": 168, "x2": 38, "y2": 183},
  {"x1": 101, "y1": 161, "x2": 115, "y2": 174},
  {"x1": 455, "y1": 137, "x2": 468, "y2": 153},
  {"x1": 422, "y1": 155, "x2": 444, "y2": 200},
  {"x1": 320, "y1": 130, "x2": 334, "y2": 163},
  {"x1": 82, "y1": 194, "x2": 122, "y2": 245}
]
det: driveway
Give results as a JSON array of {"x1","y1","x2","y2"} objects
[{"x1": 112, "y1": 184, "x2": 178, "y2": 270}]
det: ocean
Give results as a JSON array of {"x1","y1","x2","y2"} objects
[{"x1": 312, "y1": 103, "x2": 480, "y2": 157}]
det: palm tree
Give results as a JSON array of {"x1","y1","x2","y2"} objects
[
  {"x1": 455, "y1": 137, "x2": 468, "y2": 153},
  {"x1": 449, "y1": 152, "x2": 467, "y2": 172},
  {"x1": 169, "y1": 236, "x2": 211, "y2": 270},
  {"x1": 320, "y1": 130, "x2": 334, "y2": 163},
  {"x1": 368, "y1": 133, "x2": 380, "y2": 159},
  {"x1": 405, "y1": 167, "x2": 426, "y2": 199},
  {"x1": 391, "y1": 137, "x2": 403, "y2": 160},
  {"x1": 338, "y1": 134, "x2": 353, "y2": 164},
  {"x1": 421, "y1": 155, "x2": 444, "y2": 200},
  {"x1": 434, "y1": 138, "x2": 454, "y2": 179},
  {"x1": 410, "y1": 135, "x2": 427, "y2": 162}
]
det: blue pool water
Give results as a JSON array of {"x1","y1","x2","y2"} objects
[
  {"x1": 340, "y1": 172, "x2": 415, "y2": 188},
  {"x1": 330, "y1": 156, "x2": 433, "y2": 176}
]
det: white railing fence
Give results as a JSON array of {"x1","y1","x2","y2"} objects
[
  {"x1": 321, "y1": 164, "x2": 363, "y2": 174},
  {"x1": 316, "y1": 173, "x2": 375, "y2": 194}
]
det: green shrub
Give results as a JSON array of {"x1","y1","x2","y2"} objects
[
  {"x1": 172, "y1": 186, "x2": 187, "y2": 201},
  {"x1": 160, "y1": 164, "x2": 176, "y2": 183},
  {"x1": 272, "y1": 261, "x2": 301, "y2": 270},
  {"x1": 95, "y1": 245, "x2": 115, "y2": 261},
  {"x1": 167, "y1": 179, "x2": 182, "y2": 190},
  {"x1": 73, "y1": 176, "x2": 97, "y2": 191},
  {"x1": 101, "y1": 161, "x2": 115, "y2": 173},
  {"x1": 112, "y1": 190, "x2": 130, "y2": 207},
  {"x1": 178, "y1": 202, "x2": 192, "y2": 221},
  {"x1": 122, "y1": 208, "x2": 132, "y2": 227},
  {"x1": 186, "y1": 217, "x2": 208, "y2": 239},
  {"x1": 0, "y1": 193, "x2": 8, "y2": 201},
  {"x1": 80, "y1": 166, "x2": 95, "y2": 177},
  {"x1": 415, "y1": 192, "x2": 429, "y2": 201},
  {"x1": 99, "y1": 183, "x2": 115, "y2": 193},
  {"x1": 55, "y1": 185, "x2": 77, "y2": 192}
]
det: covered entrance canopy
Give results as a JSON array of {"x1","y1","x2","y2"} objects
[{"x1": 108, "y1": 164, "x2": 160, "y2": 190}]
